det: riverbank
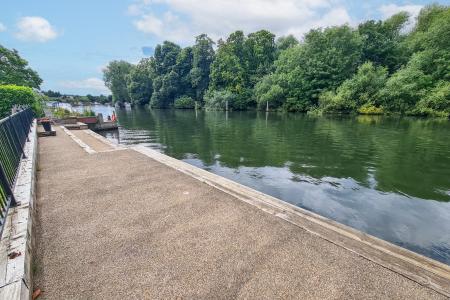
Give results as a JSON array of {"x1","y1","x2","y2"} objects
[{"x1": 33, "y1": 126, "x2": 450, "y2": 299}]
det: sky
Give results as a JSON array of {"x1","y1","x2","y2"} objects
[{"x1": 0, "y1": 0, "x2": 447, "y2": 95}]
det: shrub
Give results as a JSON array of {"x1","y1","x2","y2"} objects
[
  {"x1": 0, "y1": 85, "x2": 36, "y2": 118},
  {"x1": 174, "y1": 96, "x2": 195, "y2": 109},
  {"x1": 358, "y1": 104, "x2": 384, "y2": 115},
  {"x1": 410, "y1": 81, "x2": 450, "y2": 117},
  {"x1": 204, "y1": 90, "x2": 236, "y2": 110},
  {"x1": 379, "y1": 60, "x2": 433, "y2": 113},
  {"x1": 52, "y1": 107, "x2": 74, "y2": 118}
]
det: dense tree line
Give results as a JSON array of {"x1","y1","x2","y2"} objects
[
  {"x1": 42, "y1": 90, "x2": 112, "y2": 105},
  {"x1": 104, "y1": 4, "x2": 449, "y2": 117}
]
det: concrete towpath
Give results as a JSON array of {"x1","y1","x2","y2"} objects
[{"x1": 34, "y1": 126, "x2": 449, "y2": 299}]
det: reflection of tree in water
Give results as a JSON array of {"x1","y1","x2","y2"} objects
[{"x1": 116, "y1": 108, "x2": 450, "y2": 202}]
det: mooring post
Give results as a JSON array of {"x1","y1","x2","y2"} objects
[
  {"x1": 226, "y1": 100, "x2": 229, "y2": 111},
  {"x1": 266, "y1": 101, "x2": 269, "y2": 112}
]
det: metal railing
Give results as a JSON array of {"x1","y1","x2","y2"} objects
[{"x1": 0, "y1": 108, "x2": 34, "y2": 236}]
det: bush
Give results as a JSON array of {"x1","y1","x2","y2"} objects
[
  {"x1": 0, "y1": 85, "x2": 36, "y2": 118},
  {"x1": 82, "y1": 109, "x2": 96, "y2": 116},
  {"x1": 174, "y1": 96, "x2": 195, "y2": 109},
  {"x1": 410, "y1": 81, "x2": 450, "y2": 117},
  {"x1": 204, "y1": 90, "x2": 236, "y2": 110},
  {"x1": 357, "y1": 104, "x2": 384, "y2": 115},
  {"x1": 379, "y1": 61, "x2": 433, "y2": 113},
  {"x1": 318, "y1": 62, "x2": 388, "y2": 114},
  {"x1": 52, "y1": 107, "x2": 74, "y2": 119}
]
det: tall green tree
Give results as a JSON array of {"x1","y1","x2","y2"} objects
[
  {"x1": 358, "y1": 12, "x2": 409, "y2": 72},
  {"x1": 245, "y1": 30, "x2": 277, "y2": 86},
  {"x1": 0, "y1": 45, "x2": 42, "y2": 88},
  {"x1": 174, "y1": 47, "x2": 194, "y2": 98},
  {"x1": 276, "y1": 35, "x2": 299, "y2": 52},
  {"x1": 319, "y1": 62, "x2": 389, "y2": 113},
  {"x1": 126, "y1": 58, "x2": 155, "y2": 106},
  {"x1": 264, "y1": 25, "x2": 363, "y2": 111},
  {"x1": 190, "y1": 34, "x2": 215, "y2": 102},
  {"x1": 103, "y1": 60, "x2": 133, "y2": 107},
  {"x1": 150, "y1": 41, "x2": 182, "y2": 108}
]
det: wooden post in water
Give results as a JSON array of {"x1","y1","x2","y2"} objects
[
  {"x1": 266, "y1": 101, "x2": 269, "y2": 112},
  {"x1": 225, "y1": 100, "x2": 229, "y2": 111}
]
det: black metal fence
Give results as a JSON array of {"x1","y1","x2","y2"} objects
[{"x1": 0, "y1": 108, "x2": 34, "y2": 236}]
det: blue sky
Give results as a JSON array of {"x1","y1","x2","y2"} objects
[{"x1": 0, "y1": 0, "x2": 447, "y2": 95}]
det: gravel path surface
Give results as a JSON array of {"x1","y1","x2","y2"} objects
[{"x1": 34, "y1": 127, "x2": 446, "y2": 299}]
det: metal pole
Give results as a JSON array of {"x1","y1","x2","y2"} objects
[{"x1": 0, "y1": 163, "x2": 16, "y2": 206}]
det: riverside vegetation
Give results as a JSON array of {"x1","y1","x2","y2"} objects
[{"x1": 103, "y1": 4, "x2": 450, "y2": 117}]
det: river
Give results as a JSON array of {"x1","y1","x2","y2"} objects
[{"x1": 75, "y1": 104, "x2": 450, "y2": 265}]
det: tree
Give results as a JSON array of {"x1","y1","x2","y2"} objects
[
  {"x1": 245, "y1": 30, "x2": 277, "y2": 86},
  {"x1": 150, "y1": 41, "x2": 182, "y2": 108},
  {"x1": 154, "y1": 41, "x2": 181, "y2": 76},
  {"x1": 254, "y1": 74, "x2": 284, "y2": 109},
  {"x1": 318, "y1": 62, "x2": 388, "y2": 113},
  {"x1": 126, "y1": 58, "x2": 155, "y2": 106},
  {"x1": 276, "y1": 35, "x2": 299, "y2": 52},
  {"x1": 103, "y1": 60, "x2": 133, "y2": 107},
  {"x1": 174, "y1": 47, "x2": 194, "y2": 99},
  {"x1": 0, "y1": 45, "x2": 42, "y2": 88},
  {"x1": 358, "y1": 13, "x2": 409, "y2": 72},
  {"x1": 379, "y1": 61, "x2": 433, "y2": 113},
  {"x1": 267, "y1": 25, "x2": 363, "y2": 111},
  {"x1": 0, "y1": 85, "x2": 36, "y2": 117},
  {"x1": 190, "y1": 34, "x2": 215, "y2": 102}
]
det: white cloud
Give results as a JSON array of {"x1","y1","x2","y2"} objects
[
  {"x1": 379, "y1": 4, "x2": 423, "y2": 19},
  {"x1": 15, "y1": 16, "x2": 58, "y2": 42},
  {"x1": 0, "y1": 22, "x2": 6, "y2": 32},
  {"x1": 59, "y1": 78, "x2": 110, "y2": 94},
  {"x1": 128, "y1": 0, "x2": 351, "y2": 43},
  {"x1": 379, "y1": 4, "x2": 423, "y2": 32}
]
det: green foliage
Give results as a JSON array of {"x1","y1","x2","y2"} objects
[
  {"x1": 150, "y1": 41, "x2": 184, "y2": 108},
  {"x1": 379, "y1": 63, "x2": 433, "y2": 113},
  {"x1": 126, "y1": 58, "x2": 155, "y2": 106},
  {"x1": 276, "y1": 35, "x2": 299, "y2": 52},
  {"x1": 357, "y1": 104, "x2": 384, "y2": 115},
  {"x1": 411, "y1": 81, "x2": 450, "y2": 117},
  {"x1": 82, "y1": 109, "x2": 96, "y2": 117},
  {"x1": 191, "y1": 34, "x2": 215, "y2": 102},
  {"x1": 174, "y1": 96, "x2": 195, "y2": 109},
  {"x1": 52, "y1": 107, "x2": 95, "y2": 118},
  {"x1": 254, "y1": 74, "x2": 284, "y2": 109},
  {"x1": 267, "y1": 25, "x2": 363, "y2": 112},
  {"x1": 103, "y1": 60, "x2": 133, "y2": 106},
  {"x1": 0, "y1": 85, "x2": 36, "y2": 118},
  {"x1": 52, "y1": 107, "x2": 74, "y2": 118},
  {"x1": 319, "y1": 62, "x2": 388, "y2": 113},
  {"x1": 204, "y1": 90, "x2": 236, "y2": 110},
  {"x1": 0, "y1": 45, "x2": 42, "y2": 88},
  {"x1": 103, "y1": 4, "x2": 450, "y2": 117},
  {"x1": 358, "y1": 13, "x2": 409, "y2": 72}
]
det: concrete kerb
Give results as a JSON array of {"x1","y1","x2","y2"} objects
[
  {"x1": 60, "y1": 126, "x2": 96, "y2": 154},
  {"x1": 0, "y1": 120, "x2": 38, "y2": 300}
]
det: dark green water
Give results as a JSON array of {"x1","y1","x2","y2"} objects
[{"x1": 99, "y1": 107, "x2": 450, "y2": 265}]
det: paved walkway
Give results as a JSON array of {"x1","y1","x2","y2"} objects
[{"x1": 34, "y1": 127, "x2": 447, "y2": 299}]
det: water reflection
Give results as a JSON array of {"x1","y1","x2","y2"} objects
[{"x1": 100, "y1": 107, "x2": 450, "y2": 264}]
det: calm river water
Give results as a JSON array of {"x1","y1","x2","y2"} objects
[{"x1": 87, "y1": 105, "x2": 450, "y2": 265}]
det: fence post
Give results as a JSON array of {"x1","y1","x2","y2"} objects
[{"x1": 0, "y1": 163, "x2": 16, "y2": 207}]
